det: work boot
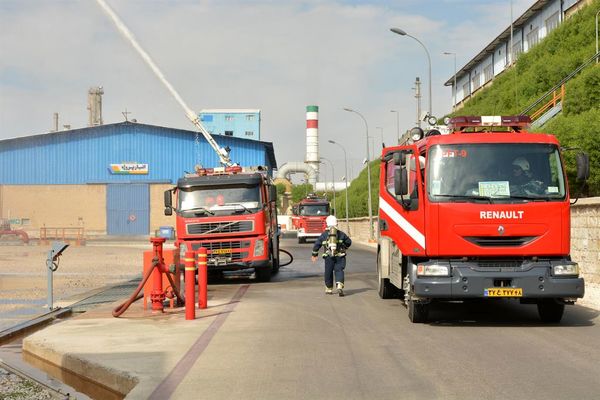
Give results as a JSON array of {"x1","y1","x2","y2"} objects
[
  {"x1": 325, "y1": 286, "x2": 333, "y2": 295},
  {"x1": 336, "y1": 282, "x2": 344, "y2": 297}
]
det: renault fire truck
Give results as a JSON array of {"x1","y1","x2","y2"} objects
[
  {"x1": 291, "y1": 195, "x2": 330, "y2": 243},
  {"x1": 164, "y1": 166, "x2": 279, "y2": 281},
  {"x1": 377, "y1": 116, "x2": 589, "y2": 323}
]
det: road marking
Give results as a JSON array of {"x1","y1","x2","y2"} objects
[{"x1": 148, "y1": 284, "x2": 249, "y2": 399}]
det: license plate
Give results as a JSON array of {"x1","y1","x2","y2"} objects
[
  {"x1": 484, "y1": 288, "x2": 523, "y2": 297},
  {"x1": 211, "y1": 248, "x2": 231, "y2": 255}
]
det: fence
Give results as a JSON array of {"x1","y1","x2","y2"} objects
[{"x1": 39, "y1": 227, "x2": 86, "y2": 246}]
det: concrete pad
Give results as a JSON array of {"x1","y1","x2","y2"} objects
[{"x1": 23, "y1": 283, "x2": 244, "y2": 398}]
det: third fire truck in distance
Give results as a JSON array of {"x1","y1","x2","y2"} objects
[
  {"x1": 292, "y1": 194, "x2": 330, "y2": 243},
  {"x1": 377, "y1": 116, "x2": 589, "y2": 323},
  {"x1": 164, "y1": 166, "x2": 279, "y2": 282}
]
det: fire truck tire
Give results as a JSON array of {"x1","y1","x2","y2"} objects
[
  {"x1": 407, "y1": 299, "x2": 429, "y2": 323},
  {"x1": 377, "y1": 253, "x2": 396, "y2": 299},
  {"x1": 537, "y1": 299, "x2": 564, "y2": 323},
  {"x1": 255, "y1": 267, "x2": 272, "y2": 282}
]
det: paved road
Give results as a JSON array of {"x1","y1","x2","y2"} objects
[{"x1": 170, "y1": 237, "x2": 600, "y2": 400}]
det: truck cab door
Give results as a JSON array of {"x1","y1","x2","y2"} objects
[{"x1": 379, "y1": 145, "x2": 426, "y2": 256}]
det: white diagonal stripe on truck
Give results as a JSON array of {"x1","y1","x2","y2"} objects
[{"x1": 379, "y1": 197, "x2": 426, "y2": 249}]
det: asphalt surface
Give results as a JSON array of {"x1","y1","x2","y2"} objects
[{"x1": 22, "y1": 237, "x2": 600, "y2": 399}]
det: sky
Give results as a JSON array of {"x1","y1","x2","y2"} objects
[{"x1": 0, "y1": 0, "x2": 532, "y2": 183}]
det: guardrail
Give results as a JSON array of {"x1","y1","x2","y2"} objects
[{"x1": 39, "y1": 227, "x2": 86, "y2": 246}]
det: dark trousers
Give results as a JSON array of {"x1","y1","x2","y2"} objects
[{"x1": 324, "y1": 256, "x2": 346, "y2": 288}]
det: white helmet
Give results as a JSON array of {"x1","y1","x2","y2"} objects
[
  {"x1": 512, "y1": 157, "x2": 530, "y2": 172},
  {"x1": 326, "y1": 215, "x2": 338, "y2": 227}
]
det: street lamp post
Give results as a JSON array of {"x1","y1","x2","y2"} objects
[
  {"x1": 443, "y1": 51, "x2": 457, "y2": 112},
  {"x1": 390, "y1": 110, "x2": 400, "y2": 144},
  {"x1": 343, "y1": 108, "x2": 374, "y2": 241},
  {"x1": 320, "y1": 157, "x2": 336, "y2": 217},
  {"x1": 328, "y1": 140, "x2": 350, "y2": 235},
  {"x1": 390, "y1": 28, "x2": 433, "y2": 117},
  {"x1": 376, "y1": 126, "x2": 384, "y2": 149},
  {"x1": 596, "y1": 9, "x2": 600, "y2": 64}
]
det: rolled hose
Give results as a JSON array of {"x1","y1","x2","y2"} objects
[
  {"x1": 278, "y1": 248, "x2": 293, "y2": 267},
  {"x1": 112, "y1": 258, "x2": 184, "y2": 318}
]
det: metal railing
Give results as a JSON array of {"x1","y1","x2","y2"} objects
[
  {"x1": 522, "y1": 51, "x2": 600, "y2": 116},
  {"x1": 39, "y1": 227, "x2": 86, "y2": 246}
]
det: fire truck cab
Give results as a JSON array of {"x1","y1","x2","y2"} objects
[
  {"x1": 377, "y1": 116, "x2": 589, "y2": 323},
  {"x1": 292, "y1": 194, "x2": 330, "y2": 243},
  {"x1": 164, "y1": 166, "x2": 279, "y2": 282}
]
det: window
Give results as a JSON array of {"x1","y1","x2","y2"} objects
[
  {"x1": 527, "y1": 27, "x2": 539, "y2": 49},
  {"x1": 462, "y1": 82, "x2": 470, "y2": 98},
  {"x1": 201, "y1": 115, "x2": 213, "y2": 122},
  {"x1": 545, "y1": 12, "x2": 559, "y2": 34},
  {"x1": 484, "y1": 64, "x2": 493, "y2": 83},
  {"x1": 224, "y1": 115, "x2": 234, "y2": 122},
  {"x1": 245, "y1": 131, "x2": 253, "y2": 136},
  {"x1": 471, "y1": 72, "x2": 481, "y2": 91},
  {"x1": 246, "y1": 115, "x2": 254, "y2": 121},
  {"x1": 224, "y1": 131, "x2": 233, "y2": 136},
  {"x1": 512, "y1": 40, "x2": 522, "y2": 62}
]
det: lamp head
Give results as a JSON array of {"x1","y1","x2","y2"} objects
[
  {"x1": 390, "y1": 28, "x2": 407, "y2": 36},
  {"x1": 328, "y1": 139, "x2": 336, "y2": 144},
  {"x1": 343, "y1": 107, "x2": 353, "y2": 112}
]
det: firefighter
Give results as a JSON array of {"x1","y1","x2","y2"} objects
[{"x1": 311, "y1": 215, "x2": 352, "y2": 296}]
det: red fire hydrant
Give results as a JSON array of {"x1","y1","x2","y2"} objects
[{"x1": 150, "y1": 237, "x2": 167, "y2": 312}]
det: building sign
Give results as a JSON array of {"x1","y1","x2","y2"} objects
[{"x1": 109, "y1": 163, "x2": 149, "y2": 175}]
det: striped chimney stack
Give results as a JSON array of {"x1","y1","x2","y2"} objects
[{"x1": 305, "y1": 105, "x2": 319, "y2": 185}]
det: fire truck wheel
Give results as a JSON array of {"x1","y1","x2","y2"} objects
[
  {"x1": 255, "y1": 267, "x2": 272, "y2": 282},
  {"x1": 407, "y1": 299, "x2": 429, "y2": 323},
  {"x1": 377, "y1": 253, "x2": 397, "y2": 299},
  {"x1": 537, "y1": 299, "x2": 565, "y2": 323}
]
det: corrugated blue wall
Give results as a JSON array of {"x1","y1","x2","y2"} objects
[{"x1": 0, "y1": 123, "x2": 275, "y2": 184}]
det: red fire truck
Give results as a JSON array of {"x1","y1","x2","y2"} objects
[
  {"x1": 291, "y1": 195, "x2": 330, "y2": 243},
  {"x1": 377, "y1": 116, "x2": 589, "y2": 323},
  {"x1": 164, "y1": 166, "x2": 280, "y2": 281}
]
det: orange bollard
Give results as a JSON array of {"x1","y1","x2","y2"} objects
[
  {"x1": 184, "y1": 251, "x2": 196, "y2": 320},
  {"x1": 150, "y1": 237, "x2": 167, "y2": 313},
  {"x1": 197, "y1": 247, "x2": 208, "y2": 309}
]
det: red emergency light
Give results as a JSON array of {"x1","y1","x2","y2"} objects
[{"x1": 449, "y1": 115, "x2": 531, "y2": 132}]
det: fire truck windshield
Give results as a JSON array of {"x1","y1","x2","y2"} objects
[
  {"x1": 427, "y1": 143, "x2": 566, "y2": 202},
  {"x1": 299, "y1": 204, "x2": 329, "y2": 216},
  {"x1": 178, "y1": 185, "x2": 261, "y2": 216}
]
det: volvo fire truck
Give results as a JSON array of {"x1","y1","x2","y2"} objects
[
  {"x1": 164, "y1": 166, "x2": 280, "y2": 281},
  {"x1": 291, "y1": 195, "x2": 330, "y2": 243},
  {"x1": 377, "y1": 116, "x2": 589, "y2": 323}
]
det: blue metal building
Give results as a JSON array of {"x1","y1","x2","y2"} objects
[
  {"x1": 0, "y1": 122, "x2": 276, "y2": 235},
  {"x1": 199, "y1": 109, "x2": 261, "y2": 141}
]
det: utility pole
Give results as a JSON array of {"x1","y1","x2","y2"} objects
[{"x1": 414, "y1": 77, "x2": 422, "y2": 127}]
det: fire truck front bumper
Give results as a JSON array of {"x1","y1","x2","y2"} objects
[
  {"x1": 412, "y1": 259, "x2": 585, "y2": 300},
  {"x1": 297, "y1": 230, "x2": 321, "y2": 239}
]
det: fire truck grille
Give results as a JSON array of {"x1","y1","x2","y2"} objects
[
  {"x1": 306, "y1": 220, "x2": 325, "y2": 233},
  {"x1": 464, "y1": 236, "x2": 536, "y2": 247},
  {"x1": 186, "y1": 221, "x2": 254, "y2": 235},
  {"x1": 191, "y1": 241, "x2": 251, "y2": 251},
  {"x1": 475, "y1": 260, "x2": 523, "y2": 269}
]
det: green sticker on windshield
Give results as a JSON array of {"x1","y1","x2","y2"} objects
[{"x1": 478, "y1": 181, "x2": 510, "y2": 197}]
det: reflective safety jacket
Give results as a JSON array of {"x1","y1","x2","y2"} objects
[{"x1": 311, "y1": 229, "x2": 352, "y2": 258}]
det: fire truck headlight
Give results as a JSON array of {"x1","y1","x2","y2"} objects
[
  {"x1": 254, "y1": 239, "x2": 265, "y2": 257},
  {"x1": 553, "y1": 263, "x2": 579, "y2": 277},
  {"x1": 417, "y1": 264, "x2": 449, "y2": 277}
]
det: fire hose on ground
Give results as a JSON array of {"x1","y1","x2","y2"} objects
[{"x1": 278, "y1": 248, "x2": 293, "y2": 267}]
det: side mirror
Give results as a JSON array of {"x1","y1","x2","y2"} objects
[
  {"x1": 269, "y1": 185, "x2": 277, "y2": 202},
  {"x1": 576, "y1": 153, "x2": 590, "y2": 181},
  {"x1": 331, "y1": 208, "x2": 335, "y2": 216},
  {"x1": 394, "y1": 168, "x2": 409, "y2": 196},
  {"x1": 164, "y1": 190, "x2": 173, "y2": 216}
]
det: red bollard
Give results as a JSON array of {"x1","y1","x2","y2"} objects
[
  {"x1": 184, "y1": 251, "x2": 196, "y2": 320},
  {"x1": 197, "y1": 247, "x2": 208, "y2": 309},
  {"x1": 150, "y1": 237, "x2": 167, "y2": 313}
]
